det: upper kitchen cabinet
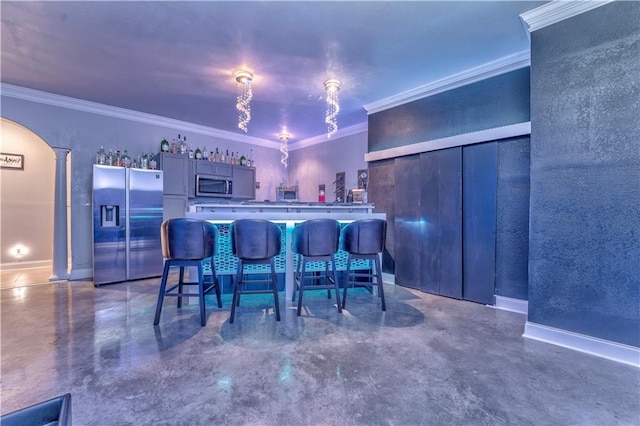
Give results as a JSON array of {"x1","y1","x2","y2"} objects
[
  {"x1": 195, "y1": 161, "x2": 232, "y2": 177},
  {"x1": 232, "y1": 165, "x2": 256, "y2": 200},
  {"x1": 154, "y1": 153, "x2": 188, "y2": 196}
]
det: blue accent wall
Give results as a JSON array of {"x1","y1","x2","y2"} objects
[
  {"x1": 529, "y1": 1, "x2": 640, "y2": 347},
  {"x1": 368, "y1": 68, "x2": 530, "y2": 152}
]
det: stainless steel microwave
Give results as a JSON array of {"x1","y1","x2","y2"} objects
[{"x1": 196, "y1": 175, "x2": 233, "y2": 197}]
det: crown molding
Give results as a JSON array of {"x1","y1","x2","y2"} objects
[
  {"x1": 363, "y1": 51, "x2": 530, "y2": 115},
  {"x1": 0, "y1": 83, "x2": 281, "y2": 149},
  {"x1": 520, "y1": 0, "x2": 615, "y2": 32},
  {"x1": 364, "y1": 122, "x2": 531, "y2": 162},
  {"x1": 288, "y1": 122, "x2": 368, "y2": 151}
]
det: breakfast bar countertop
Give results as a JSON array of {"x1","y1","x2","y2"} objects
[{"x1": 189, "y1": 201, "x2": 376, "y2": 214}]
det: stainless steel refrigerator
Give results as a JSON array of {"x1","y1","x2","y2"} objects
[{"x1": 92, "y1": 165, "x2": 164, "y2": 286}]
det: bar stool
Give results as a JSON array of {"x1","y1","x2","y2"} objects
[
  {"x1": 341, "y1": 219, "x2": 387, "y2": 311},
  {"x1": 229, "y1": 219, "x2": 282, "y2": 323},
  {"x1": 292, "y1": 218, "x2": 342, "y2": 316},
  {"x1": 153, "y1": 218, "x2": 222, "y2": 326}
]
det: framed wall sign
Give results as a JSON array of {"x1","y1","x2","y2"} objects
[{"x1": 0, "y1": 153, "x2": 25, "y2": 170}]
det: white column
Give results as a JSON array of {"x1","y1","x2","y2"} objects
[{"x1": 50, "y1": 147, "x2": 70, "y2": 281}]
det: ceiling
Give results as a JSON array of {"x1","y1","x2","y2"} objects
[{"x1": 1, "y1": 1, "x2": 547, "y2": 144}]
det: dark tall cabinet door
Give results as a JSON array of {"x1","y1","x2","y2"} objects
[
  {"x1": 462, "y1": 142, "x2": 497, "y2": 304},
  {"x1": 368, "y1": 159, "x2": 396, "y2": 273},
  {"x1": 419, "y1": 148, "x2": 463, "y2": 298},
  {"x1": 394, "y1": 155, "x2": 422, "y2": 289}
]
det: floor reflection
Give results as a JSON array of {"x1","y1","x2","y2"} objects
[{"x1": 0, "y1": 266, "x2": 56, "y2": 289}]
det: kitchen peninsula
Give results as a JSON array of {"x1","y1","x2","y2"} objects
[{"x1": 185, "y1": 201, "x2": 386, "y2": 299}]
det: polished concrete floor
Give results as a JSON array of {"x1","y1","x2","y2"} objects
[
  {"x1": 1, "y1": 277, "x2": 639, "y2": 425},
  {"x1": 0, "y1": 265, "x2": 56, "y2": 290}
]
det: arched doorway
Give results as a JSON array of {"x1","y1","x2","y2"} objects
[{"x1": 0, "y1": 118, "x2": 65, "y2": 288}]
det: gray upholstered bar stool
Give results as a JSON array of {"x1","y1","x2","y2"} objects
[
  {"x1": 153, "y1": 218, "x2": 222, "y2": 326},
  {"x1": 341, "y1": 219, "x2": 387, "y2": 311},
  {"x1": 291, "y1": 218, "x2": 342, "y2": 316},
  {"x1": 229, "y1": 219, "x2": 282, "y2": 323}
]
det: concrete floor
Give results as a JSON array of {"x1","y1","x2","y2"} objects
[
  {"x1": 0, "y1": 265, "x2": 55, "y2": 290},
  {"x1": 1, "y1": 278, "x2": 639, "y2": 425}
]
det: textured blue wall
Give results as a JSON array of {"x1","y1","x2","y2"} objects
[
  {"x1": 496, "y1": 137, "x2": 530, "y2": 300},
  {"x1": 368, "y1": 68, "x2": 530, "y2": 152},
  {"x1": 529, "y1": 1, "x2": 640, "y2": 347}
]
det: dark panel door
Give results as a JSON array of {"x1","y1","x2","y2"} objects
[
  {"x1": 419, "y1": 151, "x2": 441, "y2": 294},
  {"x1": 463, "y1": 142, "x2": 497, "y2": 304},
  {"x1": 438, "y1": 147, "x2": 463, "y2": 299},
  {"x1": 419, "y1": 148, "x2": 462, "y2": 298},
  {"x1": 369, "y1": 159, "x2": 396, "y2": 274},
  {"x1": 394, "y1": 155, "x2": 422, "y2": 289}
]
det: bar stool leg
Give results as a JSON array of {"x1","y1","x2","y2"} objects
[
  {"x1": 197, "y1": 264, "x2": 207, "y2": 326},
  {"x1": 292, "y1": 255, "x2": 301, "y2": 302},
  {"x1": 325, "y1": 263, "x2": 332, "y2": 299},
  {"x1": 375, "y1": 255, "x2": 386, "y2": 311},
  {"x1": 154, "y1": 260, "x2": 171, "y2": 325},
  {"x1": 331, "y1": 255, "x2": 342, "y2": 313},
  {"x1": 270, "y1": 258, "x2": 281, "y2": 321},
  {"x1": 342, "y1": 254, "x2": 352, "y2": 309},
  {"x1": 177, "y1": 266, "x2": 185, "y2": 308},
  {"x1": 213, "y1": 273, "x2": 223, "y2": 309},
  {"x1": 230, "y1": 260, "x2": 244, "y2": 324},
  {"x1": 296, "y1": 259, "x2": 306, "y2": 316}
]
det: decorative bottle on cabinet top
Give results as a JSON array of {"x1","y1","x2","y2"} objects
[{"x1": 95, "y1": 146, "x2": 106, "y2": 165}]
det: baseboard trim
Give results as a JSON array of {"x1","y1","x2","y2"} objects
[
  {"x1": 492, "y1": 295, "x2": 528, "y2": 315},
  {"x1": 69, "y1": 268, "x2": 93, "y2": 281},
  {"x1": 1, "y1": 260, "x2": 52, "y2": 271},
  {"x1": 524, "y1": 321, "x2": 640, "y2": 368},
  {"x1": 382, "y1": 273, "x2": 395, "y2": 286}
]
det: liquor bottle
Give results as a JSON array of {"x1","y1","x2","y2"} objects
[
  {"x1": 248, "y1": 149, "x2": 254, "y2": 167},
  {"x1": 194, "y1": 146, "x2": 202, "y2": 160},
  {"x1": 220, "y1": 149, "x2": 226, "y2": 163},
  {"x1": 160, "y1": 139, "x2": 169, "y2": 152},
  {"x1": 188, "y1": 145, "x2": 194, "y2": 159},
  {"x1": 209, "y1": 149, "x2": 216, "y2": 162},
  {"x1": 171, "y1": 135, "x2": 179, "y2": 153},
  {"x1": 106, "y1": 149, "x2": 114, "y2": 166},
  {"x1": 95, "y1": 146, "x2": 106, "y2": 165},
  {"x1": 203, "y1": 146, "x2": 209, "y2": 160},
  {"x1": 239, "y1": 153, "x2": 246, "y2": 166},
  {"x1": 226, "y1": 149, "x2": 231, "y2": 164},
  {"x1": 148, "y1": 156, "x2": 157, "y2": 170},
  {"x1": 180, "y1": 136, "x2": 187, "y2": 155},
  {"x1": 215, "y1": 148, "x2": 221, "y2": 162},
  {"x1": 230, "y1": 152, "x2": 236, "y2": 165},
  {"x1": 114, "y1": 150, "x2": 122, "y2": 167},
  {"x1": 140, "y1": 152, "x2": 149, "y2": 169},
  {"x1": 122, "y1": 150, "x2": 131, "y2": 168}
]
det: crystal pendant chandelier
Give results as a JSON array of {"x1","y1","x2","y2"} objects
[
  {"x1": 235, "y1": 70, "x2": 253, "y2": 134},
  {"x1": 324, "y1": 79, "x2": 341, "y2": 138},
  {"x1": 279, "y1": 132, "x2": 290, "y2": 168}
]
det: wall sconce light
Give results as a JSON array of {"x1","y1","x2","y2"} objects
[
  {"x1": 324, "y1": 79, "x2": 341, "y2": 138},
  {"x1": 235, "y1": 70, "x2": 253, "y2": 134},
  {"x1": 279, "y1": 132, "x2": 290, "y2": 168}
]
